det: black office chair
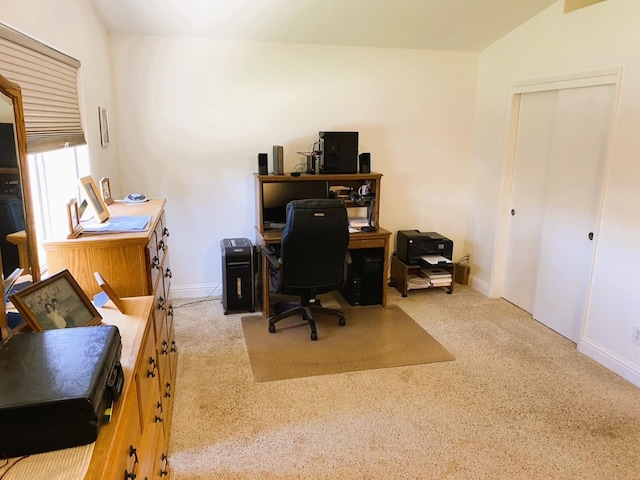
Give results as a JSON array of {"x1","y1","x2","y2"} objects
[{"x1": 260, "y1": 198, "x2": 350, "y2": 341}]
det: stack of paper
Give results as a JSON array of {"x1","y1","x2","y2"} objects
[
  {"x1": 420, "y1": 255, "x2": 453, "y2": 265},
  {"x1": 420, "y1": 268, "x2": 452, "y2": 287},
  {"x1": 406, "y1": 275, "x2": 431, "y2": 290},
  {"x1": 81, "y1": 215, "x2": 152, "y2": 234}
]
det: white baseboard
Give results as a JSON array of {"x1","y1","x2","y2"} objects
[
  {"x1": 578, "y1": 337, "x2": 640, "y2": 388},
  {"x1": 470, "y1": 275, "x2": 491, "y2": 297},
  {"x1": 172, "y1": 283, "x2": 222, "y2": 299}
]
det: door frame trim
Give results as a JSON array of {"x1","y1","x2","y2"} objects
[{"x1": 490, "y1": 67, "x2": 622, "y2": 302}]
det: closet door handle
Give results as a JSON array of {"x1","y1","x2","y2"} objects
[
  {"x1": 588, "y1": 232, "x2": 594, "y2": 241},
  {"x1": 511, "y1": 209, "x2": 516, "y2": 216}
]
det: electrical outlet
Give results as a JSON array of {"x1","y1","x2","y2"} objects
[{"x1": 633, "y1": 325, "x2": 640, "y2": 346}]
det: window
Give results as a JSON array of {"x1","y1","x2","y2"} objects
[{"x1": 28, "y1": 146, "x2": 90, "y2": 268}]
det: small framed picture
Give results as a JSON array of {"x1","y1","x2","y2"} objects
[
  {"x1": 100, "y1": 176, "x2": 113, "y2": 205},
  {"x1": 66, "y1": 198, "x2": 82, "y2": 238},
  {"x1": 93, "y1": 271, "x2": 126, "y2": 313},
  {"x1": 79, "y1": 175, "x2": 110, "y2": 223},
  {"x1": 98, "y1": 106, "x2": 110, "y2": 147},
  {"x1": 10, "y1": 269, "x2": 102, "y2": 332}
]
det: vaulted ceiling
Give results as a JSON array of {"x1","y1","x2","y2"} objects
[{"x1": 90, "y1": 0, "x2": 557, "y2": 52}]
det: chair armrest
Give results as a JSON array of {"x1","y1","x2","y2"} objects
[{"x1": 259, "y1": 245, "x2": 281, "y2": 270}]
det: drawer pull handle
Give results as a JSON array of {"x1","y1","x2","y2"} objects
[
  {"x1": 167, "y1": 305, "x2": 174, "y2": 318},
  {"x1": 124, "y1": 472, "x2": 136, "y2": 480},
  {"x1": 152, "y1": 256, "x2": 160, "y2": 269},
  {"x1": 158, "y1": 240, "x2": 166, "y2": 251},
  {"x1": 128, "y1": 445, "x2": 139, "y2": 464},
  {"x1": 170, "y1": 341, "x2": 177, "y2": 353},
  {"x1": 157, "y1": 297, "x2": 165, "y2": 310},
  {"x1": 155, "y1": 415, "x2": 163, "y2": 423},
  {"x1": 147, "y1": 357, "x2": 157, "y2": 377},
  {"x1": 163, "y1": 227, "x2": 170, "y2": 237},
  {"x1": 161, "y1": 340, "x2": 169, "y2": 355},
  {"x1": 165, "y1": 382, "x2": 172, "y2": 398},
  {"x1": 164, "y1": 268, "x2": 173, "y2": 279}
]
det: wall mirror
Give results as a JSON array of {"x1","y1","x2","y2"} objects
[{"x1": 0, "y1": 73, "x2": 40, "y2": 286}]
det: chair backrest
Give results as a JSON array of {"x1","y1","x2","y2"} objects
[{"x1": 279, "y1": 198, "x2": 349, "y2": 296}]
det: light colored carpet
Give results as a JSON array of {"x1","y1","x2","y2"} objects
[
  {"x1": 168, "y1": 285, "x2": 640, "y2": 479},
  {"x1": 241, "y1": 303, "x2": 454, "y2": 381}
]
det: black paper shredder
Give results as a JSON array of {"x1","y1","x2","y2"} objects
[
  {"x1": 0, "y1": 325, "x2": 124, "y2": 457},
  {"x1": 221, "y1": 238, "x2": 255, "y2": 314}
]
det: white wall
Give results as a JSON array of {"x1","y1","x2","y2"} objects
[
  {"x1": 470, "y1": 0, "x2": 640, "y2": 385},
  {"x1": 110, "y1": 35, "x2": 478, "y2": 297},
  {"x1": 0, "y1": 0, "x2": 121, "y2": 194}
]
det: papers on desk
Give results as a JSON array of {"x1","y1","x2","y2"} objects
[
  {"x1": 420, "y1": 255, "x2": 453, "y2": 265},
  {"x1": 81, "y1": 215, "x2": 152, "y2": 234},
  {"x1": 349, "y1": 217, "x2": 370, "y2": 228}
]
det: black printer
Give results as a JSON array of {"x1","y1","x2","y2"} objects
[{"x1": 396, "y1": 230, "x2": 453, "y2": 265}]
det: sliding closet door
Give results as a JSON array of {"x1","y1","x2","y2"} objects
[
  {"x1": 502, "y1": 91, "x2": 557, "y2": 313},
  {"x1": 532, "y1": 84, "x2": 615, "y2": 341},
  {"x1": 503, "y1": 83, "x2": 615, "y2": 342}
]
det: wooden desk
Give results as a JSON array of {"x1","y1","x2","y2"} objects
[
  {"x1": 256, "y1": 227, "x2": 391, "y2": 317},
  {"x1": 254, "y1": 172, "x2": 390, "y2": 317}
]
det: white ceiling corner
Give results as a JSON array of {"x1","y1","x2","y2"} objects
[{"x1": 89, "y1": 0, "x2": 558, "y2": 51}]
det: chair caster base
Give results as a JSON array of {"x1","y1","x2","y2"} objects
[{"x1": 268, "y1": 323, "x2": 276, "y2": 333}]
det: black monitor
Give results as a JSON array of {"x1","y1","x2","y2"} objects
[{"x1": 262, "y1": 181, "x2": 328, "y2": 228}]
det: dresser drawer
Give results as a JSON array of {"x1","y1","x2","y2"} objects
[
  {"x1": 136, "y1": 325, "x2": 159, "y2": 427},
  {"x1": 109, "y1": 390, "x2": 143, "y2": 480}
]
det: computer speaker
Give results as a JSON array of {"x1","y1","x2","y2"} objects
[
  {"x1": 272, "y1": 145, "x2": 284, "y2": 175},
  {"x1": 359, "y1": 152, "x2": 371, "y2": 173},
  {"x1": 258, "y1": 153, "x2": 268, "y2": 175}
]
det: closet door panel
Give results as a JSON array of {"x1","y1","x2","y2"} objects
[
  {"x1": 533, "y1": 84, "x2": 615, "y2": 341},
  {"x1": 503, "y1": 90, "x2": 557, "y2": 313}
]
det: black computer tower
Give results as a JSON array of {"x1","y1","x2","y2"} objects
[
  {"x1": 319, "y1": 131, "x2": 358, "y2": 174},
  {"x1": 220, "y1": 238, "x2": 255, "y2": 314},
  {"x1": 347, "y1": 250, "x2": 383, "y2": 306},
  {"x1": 341, "y1": 271, "x2": 362, "y2": 306}
]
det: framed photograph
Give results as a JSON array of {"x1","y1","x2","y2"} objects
[
  {"x1": 98, "y1": 106, "x2": 110, "y2": 147},
  {"x1": 66, "y1": 198, "x2": 82, "y2": 238},
  {"x1": 79, "y1": 175, "x2": 110, "y2": 223},
  {"x1": 9, "y1": 269, "x2": 102, "y2": 332},
  {"x1": 94, "y1": 271, "x2": 126, "y2": 313},
  {"x1": 100, "y1": 176, "x2": 114, "y2": 205}
]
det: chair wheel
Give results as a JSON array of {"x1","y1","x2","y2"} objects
[
  {"x1": 339, "y1": 317, "x2": 346, "y2": 326},
  {"x1": 268, "y1": 324, "x2": 276, "y2": 333},
  {"x1": 311, "y1": 331, "x2": 318, "y2": 341}
]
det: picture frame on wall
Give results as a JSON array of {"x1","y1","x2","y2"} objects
[
  {"x1": 9, "y1": 269, "x2": 102, "y2": 332},
  {"x1": 98, "y1": 106, "x2": 110, "y2": 147},
  {"x1": 100, "y1": 176, "x2": 113, "y2": 205},
  {"x1": 79, "y1": 175, "x2": 110, "y2": 223}
]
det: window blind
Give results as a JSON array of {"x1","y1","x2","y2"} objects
[{"x1": 0, "y1": 23, "x2": 85, "y2": 153}]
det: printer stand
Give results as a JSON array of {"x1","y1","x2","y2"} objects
[{"x1": 389, "y1": 254, "x2": 454, "y2": 296}]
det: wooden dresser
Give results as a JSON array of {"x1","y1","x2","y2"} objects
[
  {"x1": 43, "y1": 199, "x2": 177, "y2": 478},
  {"x1": 88, "y1": 296, "x2": 177, "y2": 480},
  {"x1": 43, "y1": 199, "x2": 174, "y2": 356}
]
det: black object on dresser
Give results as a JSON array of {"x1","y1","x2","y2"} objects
[{"x1": 0, "y1": 326, "x2": 123, "y2": 457}]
